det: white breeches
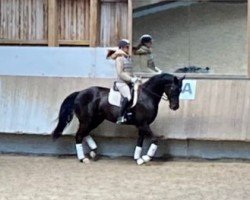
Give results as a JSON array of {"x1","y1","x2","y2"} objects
[{"x1": 116, "y1": 82, "x2": 131, "y2": 101}]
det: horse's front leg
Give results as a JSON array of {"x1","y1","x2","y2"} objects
[
  {"x1": 141, "y1": 125, "x2": 161, "y2": 164},
  {"x1": 134, "y1": 130, "x2": 145, "y2": 165},
  {"x1": 141, "y1": 139, "x2": 158, "y2": 164}
]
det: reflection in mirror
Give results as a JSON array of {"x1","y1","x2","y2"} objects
[{"x1": 133, "y1": 0, "x2": 247, "y2": 76}]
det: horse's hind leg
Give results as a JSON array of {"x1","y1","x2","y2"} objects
[
  {"x1": 84, "y1": 117, "x2": 104, "y2": 161},
  {"x1": 75, "y1": 122, "x2": 91, "y2": 163},
  {"x1": 84, "y1": 135, "x2": 98, "y2": 160}
]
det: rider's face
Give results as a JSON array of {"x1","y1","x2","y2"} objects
[
  {"x1": 145, "y1": 42, "x2": 152, "y2": 48},
  {"x1": 122, "y1": 45, "x2": 130, "y2": 54}
]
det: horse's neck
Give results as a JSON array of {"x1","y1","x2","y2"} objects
[{"x1": 142, "y1": 79, "x2": 167, "y2": 106}]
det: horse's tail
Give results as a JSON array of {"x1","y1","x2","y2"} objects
[{"x1": 52, "y1": 91, "x2": 79, "y2": 140}]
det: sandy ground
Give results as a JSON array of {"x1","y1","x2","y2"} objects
[
  {"x1": 1, "y1": 155, "x2": 250, "y2": 200},
  {"x1": 133, "y1": 2, "x2": 247, "y2": 75}
]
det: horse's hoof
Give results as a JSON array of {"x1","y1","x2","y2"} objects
[
  {"x1": 92, "y1": 155, "x2": 100, "y2": 161},
  {"x1": 142, "y1": 155, "x2": 151, "y2": 163},
  {"x1": 89, "y1": 151, "x2": 96, "y2": 159},
  {"x1": 90, "y1": 151, "x2": 100, "y2": 161},
  {"x1": 136, "y1": 158, "x2": 145, "y2": 165},
  {"x1": 82, "y1": 158, "x2": 90, "y2": 164}
]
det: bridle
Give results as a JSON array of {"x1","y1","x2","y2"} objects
[{"x1": 140, "y1": 84, "x2": 169, "y2": 102}]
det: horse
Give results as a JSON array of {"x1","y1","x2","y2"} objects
[{"x1": 52, "y1": 73, "x2": 184, "y2": 165}]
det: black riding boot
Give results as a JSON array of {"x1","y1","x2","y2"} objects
[{"x1": 116, "y1": 98, "x2": 129, "y2": 124}]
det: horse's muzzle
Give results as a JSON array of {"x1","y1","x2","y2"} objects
[{"x1": 170, "y1": 104, "x2": 179, "y2": 110}]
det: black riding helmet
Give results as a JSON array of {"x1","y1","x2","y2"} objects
[
  {"x1": 118, "y1": 39, "x2": 130, "y2": 49},
  {"x1": 140, "y1": 34, "x2": 153, "y2": 45}
]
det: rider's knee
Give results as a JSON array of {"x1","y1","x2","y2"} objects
[{"x1": 126, "y1": 95, "x2": 132, "y2": 102}]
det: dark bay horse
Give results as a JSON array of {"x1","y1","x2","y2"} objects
[{"x1": 52, "y1": 73, "x2": 184, "y2": 165}]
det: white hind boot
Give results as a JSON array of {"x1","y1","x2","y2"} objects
[
  {"x1": 76, "y1": 143, "x2": 90, "y2": 164},
  {"x1": 85, "y1": 135, "x2": 98, "y2": 160}
]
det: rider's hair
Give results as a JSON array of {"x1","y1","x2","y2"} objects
[
  {"x1": 118, "y1": 39, "x2": 130, "y2": 49},
  {"x1": 106, "y1": 39, "x2": 130, "y2": 58},
  {"x1": 133, "y1": 34, "x2": 153, "y2": 52},
  {"x1": 106, "y1": 49, "x2": 116, "y2": 59}
]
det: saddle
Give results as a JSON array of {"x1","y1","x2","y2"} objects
[{"x1": 108, "y1": 81, "x2": 141, "y2": 107}]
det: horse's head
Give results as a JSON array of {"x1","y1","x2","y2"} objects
[{"x1": 164, "y1": 76, "x2": 185, "y2": 110}]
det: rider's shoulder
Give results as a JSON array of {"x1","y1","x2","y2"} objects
[
  {"x1": 111, "y1": 49, "x2": 127, "y2": 60},
  {"x1": 135, "y1": 45, "x2": 151, "y2": 55}
]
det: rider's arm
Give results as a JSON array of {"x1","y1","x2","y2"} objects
[
  {"x1": 135, "y1": 48, "x2": 148, "y2": 55},
  {"x1": 135, "y1": 46, "x2": 151, "y2": 55},
  {"x1": 147, "y1": 54, "x2": 162, "y2": 74},
  {"x1": 116, "y1": 57, "x2": 133, "y2": 82}
]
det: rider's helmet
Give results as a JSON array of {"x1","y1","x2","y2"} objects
[
  {"x1": 140, "y1": 34, "x2": 153, "y2": 45},
  {"x1": 118, "y1": 39, "x2": 130, "y2": 49}
]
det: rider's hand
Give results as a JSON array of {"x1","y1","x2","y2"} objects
[
  {"x1": 155, "y1": 67, "x2": 162, "y2": 74},
  {"x1": 131, "y1": 77, "x2": 138, "y2": 83}
]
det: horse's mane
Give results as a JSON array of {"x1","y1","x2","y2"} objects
[{"x1": 143, "y1": 73, "x2": 174, "y2": 87}]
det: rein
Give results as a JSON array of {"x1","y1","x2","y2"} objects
[
  {"x1": 112, "y1": 80, "x2": 169, "y2": 102},
  {"x1": 140, "y1": 85, "x2": 168, "y2": 102}
]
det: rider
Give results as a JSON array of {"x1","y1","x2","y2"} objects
[
  {"x1": 110, "y1": 39, "x2": 138, "y2": 124},
  {"x1": 133, "y1": 34, "x2": 162, "y2": 74}
]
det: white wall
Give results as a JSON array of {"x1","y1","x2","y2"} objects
[{"x1": 0, "y1": 47, "x2": 117, "y2": 78}]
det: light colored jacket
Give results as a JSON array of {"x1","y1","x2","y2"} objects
[
  {"x1": 133, "y1": 45, "x2": 161, "y2": 73},
  {"x1": 111, "y1": 49, "x2": 133, "y2": 83}
]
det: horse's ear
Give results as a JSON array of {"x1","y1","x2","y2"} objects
[
  {"x1": 173, "y1": 76, "x2": 179, "y2": 84},
  {"x1": 173, "y1": 76, "x2": 185, "y2": 84},
  {"x1": 179, "y1": 75, "x2": 185, "y2": 81}
]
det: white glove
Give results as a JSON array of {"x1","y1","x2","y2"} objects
[
  {"x1": 131, "y1": 77, "x2": 138, "y2": 83},
  {"x1": 155, "y1": 67, "x2": 162, "y2": 74}
]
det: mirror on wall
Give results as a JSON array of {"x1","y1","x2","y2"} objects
[{"x1": 133, "y1": 0, "x2": 247, "y2": 76}]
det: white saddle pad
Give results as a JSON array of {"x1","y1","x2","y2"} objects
[
  {"x1": 108, "y1": 81, "x2": 141, "y2": 107},
  {"x1": 108, "y1": 88, "x2": 122, "y2": 107}
]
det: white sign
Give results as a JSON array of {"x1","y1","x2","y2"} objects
[{"x1": 180, "y1": 80, "x2": 197, "y2": 100}]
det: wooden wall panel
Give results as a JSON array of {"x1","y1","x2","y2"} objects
[
  {"x1": 90, "y1": 0, "x2": 100, "y2": 47},
  {"x1": 248, "y1": 0, "x2": 250, "y2": 76},
  {"x1": 48, "y1": 0, "x2": 58, "y2": 46},
  {"x1": 0, "y1": 0, "x2": 48, "y2": 43},
  {"x1": 0, "y1": 0, "x2": 130, "y2": 46},
  {"x1": 100, "y1": 1, "x2": 128, "y2": 46},
  {"x1": 58, "y1": 0, "x2": 90, "y2": 44}
]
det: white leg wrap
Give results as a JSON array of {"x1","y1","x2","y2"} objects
[
  {"x1": 76, "y1": 144, "x2": 85, "y2": 160},
  {"x1": 134, "y1": 146, "x2": 142, "y2": 160},
  {"x1": 85, "y1": 135, "x2": 97, "y2": 150},
  {"x1": 89, "y1": 151, "x2": 97, "y2": 159},
  {"x1": 147, "y1": 143, "x2": 158, "y2": 157},
  {"x1": 137, "y1": 158, "x2": 145, "y2": 165},
  {"x1": 142, "y1": 155, "x2": 151, "y2": 162}
]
